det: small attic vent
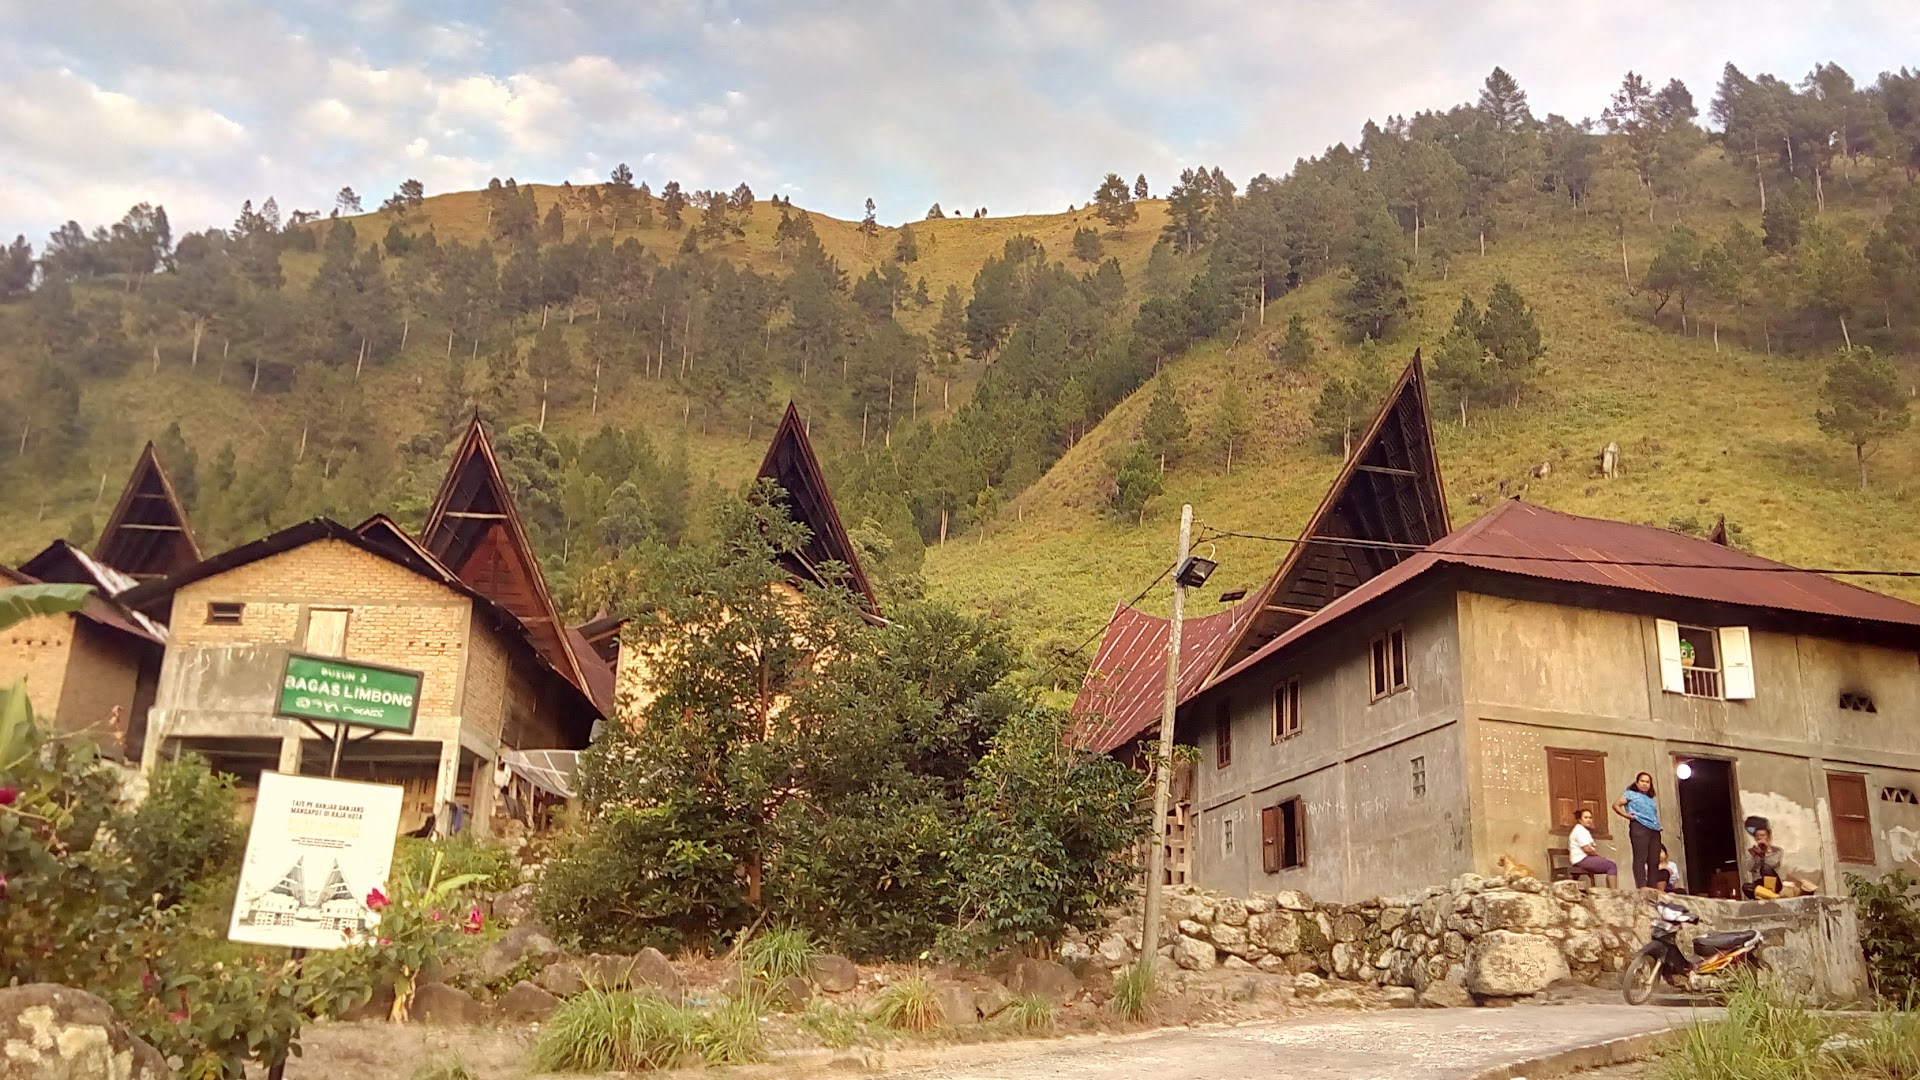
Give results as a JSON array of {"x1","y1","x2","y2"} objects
[
  {"x1": 1882, "y1": 787, "x2": 1918, "y2": 805},
  {"x1": 1839, "y1": 692, "x2": 1877, "y2": 713}
]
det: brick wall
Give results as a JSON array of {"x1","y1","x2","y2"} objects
[
  {"x1": 0, "y1": 612, "x2": 76, "y2": 721},
  {"x1": 463, "y1": 609, "x2": 508, "y2": 741},
  {"x1": 168, "y1": 539, "x2": 471, "y2": 721}
]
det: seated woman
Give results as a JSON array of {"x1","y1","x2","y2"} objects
[
  {"x1": 1568, "y1": 809, "x2": 1618, "y2": 888},
  {"x1": 1656, "y1": 845, "x2": 1686, "y2": 894},
  {"x1": 1745, "y1": 826, "x2": 1785, "y2": 898}
]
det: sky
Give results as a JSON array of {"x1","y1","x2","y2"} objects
[{"x1": 2, "y1": 0, "x2": 1917, "y2": 244}]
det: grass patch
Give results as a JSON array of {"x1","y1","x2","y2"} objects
[
  {"x1": 798, "y1": 1000, "x2": 875, "y2": 1049},
  {"x1": 1109, "y1": 960, "x2": 1156, "y2": 1023},
  {"x1": 739, "y1": 926, "x2": 819, "y2": 983},
  {"x1": 1000, "y1": 994, "x2": 1057, "y2": 1037},
  {"x1": 1655, "y1": 977, "x2": 1920, "y2": 1079},
  {"x1": 409, "y1": 1060, "x2": 476, "y2": 1080},
  {"x1": 870, "y1": 973, "x2": 943, "y2": 1033},
  {"x1": 531, "y1": 988, "x2": 766, "y2": 1072},
  {"x1": 393, "y1": 835, "x2": 518, "y2": 896}
]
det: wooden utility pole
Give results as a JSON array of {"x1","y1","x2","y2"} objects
[{"x1": 1141, "y1": 504, "x2": 1192, "y2": 969}]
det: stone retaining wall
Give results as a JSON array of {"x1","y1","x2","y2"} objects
[{"x1": 1064, "y1": 875, "x2": 1870, "y2": 1005}]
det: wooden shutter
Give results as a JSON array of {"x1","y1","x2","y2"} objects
[
  {"x1": 1547, "y1": 750, "x2": 1579, "y2": 830},
  {"x1": 1656, "y1": 619, "x2": 1685, "y2": 693},
  {"x1": 1289, "y1": 799, "x2": 1308, "y2": 868},
  {"x1": 1261, "y1": 805, "x2": 1282, "y2": 874},
  {"x1": 305, "y1": 608, "x2": 350, "y2": 657},
  {"x1": 1720, "y1": 627, "x2": 1755, "y2": 700},
  {"x1": 1573, "y1": 752, "x2": 1610, "y2": 837},
  {"x1": 1215, "y1": 702, "x2": 1232, "y2": 769},
  {"x1": 1828, "y1": 772, "x2": 1875, "y2": 864}
]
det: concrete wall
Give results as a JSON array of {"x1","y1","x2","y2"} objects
[
  {"x1": 1190, "y1": 584, "x2": 1473, "y2": 902},
  {"x1": 1457, "y1": 589, "x2": 1920, "y2": 890}
]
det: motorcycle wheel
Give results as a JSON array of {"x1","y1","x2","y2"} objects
[{"x1": 1622, "y1": 948, "x2": 1663, "y2": 1005}]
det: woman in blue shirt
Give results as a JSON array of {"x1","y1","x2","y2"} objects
[{"x1": 1612, "y1": 772, "x2": 1662, "y2": 890}]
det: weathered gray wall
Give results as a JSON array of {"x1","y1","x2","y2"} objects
[
  {"x1": 1458, "y1": 589, "x2": 1920, "y2": 890},
  {"x1": 1190, "y1": 584, "x2": 1472, "y2": 902}
]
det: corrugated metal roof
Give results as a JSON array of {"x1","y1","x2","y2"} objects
[
  {"x1": 1210, "y1": 499, "x2": 1920, "y2": 689},
  {"x1": 1071, "y1": 599, "x2": 1255, "y2": 754}
]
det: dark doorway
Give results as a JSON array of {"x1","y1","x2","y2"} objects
[{"x1": 1675, "y1": 756, "x2": 1740, "y2": 898}]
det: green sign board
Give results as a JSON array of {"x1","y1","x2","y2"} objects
[{"x1": 276, "y1": 653, "x2": 424, "y2": 734}]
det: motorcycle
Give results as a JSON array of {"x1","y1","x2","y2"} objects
[{"x1": 1622, "y1": 901, "x2": 1764, "y2": 1004}]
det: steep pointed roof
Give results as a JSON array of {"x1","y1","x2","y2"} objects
[
  {"x1": 95, "y1": 442, "x2": 202, "y2": 579},
  {"x1": 1067, "y1": 351, "x2": 1450, "y2": 754},
  {"x1": 419, "y1": 420, "x2": 590, "y2": 696},
  {"x1": 1207, "y1": 351, "x2": 1451, "y2": 677},
  {"x1": 756, "y1": 403, "x2": 880, "y2": 615}
]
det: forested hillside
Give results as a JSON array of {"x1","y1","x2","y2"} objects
[{"x1": 3, "y1": 60, "x2": 1919, "y2": 668}]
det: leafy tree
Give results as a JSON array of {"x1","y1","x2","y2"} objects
[
  {"x1": 1134, "y1": 174, "x2": 1149, "y2": 199},
  {"x1": 1108, "y1": 442, "x2": 1163, "y2": 523},
  {"x1": 1276, "y1": 312, "x2": 1315, "y2": 367},
  {"x1": 335, "y1": 187, "x2": 362, "y2": 215},
  {"x1": 1140, "y1": 373, "x2": 1190, "y2": 471},
  {"x1": 1071, "y1": 226, "x2": 1103, "y2": 263},
  {"x1": 1763, "y1": 191, "x2": 1806, "y2": 254},
  {"x1": 1815, "y1": 347, "x2": 1910, "y2": 489},
  {"x1": 894, "y1": 223, "x2": 919, "y2": 264},
  {"x1": 0, "y1": 235, "x2": 33, "y2": 299},
  {"x1": 1796, "y1": 222, "x2": 1870, "y2": 346},
  {"x1": 1093, "y1": 173, "x2": 1138, "y2": 231},
  {"x1": 1211, "y1": 379, "x2": 1253, "y2": 474}
]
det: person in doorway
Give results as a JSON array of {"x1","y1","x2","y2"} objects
[
  {"x1": 1657, "y1": 845, "x2": 1686, "y2": 894},
  {"x1": 1746, "y1": 826, "x2": 1785, "y2": 899},
  {"x1": 1613, "y1": 771, "x2": 1663, "y2": 890},
  {"x1": 1568, "y1": 808, "x2": 1618, "y2": 888}
]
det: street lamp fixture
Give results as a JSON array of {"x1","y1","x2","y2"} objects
[{"x1": 1174, "y1": 555, "x2": 1218, "y2": 589}]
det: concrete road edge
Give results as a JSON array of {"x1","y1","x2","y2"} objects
[{"x1": 1468, "y1": 1029, "x2": 1683, "y2": 1080}]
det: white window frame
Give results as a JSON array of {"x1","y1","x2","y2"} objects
[
  {"x1": 1656, "y1": 619, "x2": 1753, "y2": 700},
  {"x1": 1222, "y1": 814, "x2": 1236, "y2": 857},
  {"x1": 1272, "y1": 677, "x2": 1301, "y2": 742}
]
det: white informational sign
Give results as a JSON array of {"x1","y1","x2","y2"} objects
[{"x1": 228, "y1": 771, "x2": 406, "y2": 951}]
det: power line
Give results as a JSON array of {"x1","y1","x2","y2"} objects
[
  {"x1": 1193, "y1": 525, "x2": 1920, "y2": 579},
  {"x1": 1037, "y1": 560, "x2": 1176, "y2": 689}
]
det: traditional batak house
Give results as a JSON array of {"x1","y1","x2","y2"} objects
[
  {"x1": 1073, "y1": 354, "x2": 1450, "y2": 882},
  {"x1": 1078, "y1": 357, "x2": 1920, "y2": 903},
  {"x1": 124, "y1": 421, "x2": 602, "y2": 834},
  {"x1": 0, "y1": 443, "x2": 193, "y2": 758},
  {"x1": 610, "y1": 402, "x2": 881, "y2": 719}
]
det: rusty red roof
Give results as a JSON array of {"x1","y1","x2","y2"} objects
[
  {"x1": 1071, "y1": 599, "x2": 1256, "y2": 754},
  {"x1": 1210, "y1": 499, "x2": 1920, "y2": 689}
]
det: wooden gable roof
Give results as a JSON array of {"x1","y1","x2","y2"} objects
[
  {"x1": 1207, "y1": 350, "x2": 1451, "y2": 677},
  {"x1": 419, "y1": 419, "x2": 590, "y2": 696},
  {"x1": 95, "y1": 442, "x2": 202, "y2": 580},
  {"x1": 756, "y1": 403, "x2": 880, "y2": 615}
]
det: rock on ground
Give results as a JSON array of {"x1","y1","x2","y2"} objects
[
  {"x1": 1417, "y1": 979, "x2": 1476, "y2": 1009},
  {"x1": 490, "y1": 883, "x2": 537, "y2": 926},
  {"x1": 1465, "y1": 931, "x2": 1570, "y2": 998},
  {"x1": 1172, "y1": 937, "x2": 1217, "y2": 972},
  {"x1": 495, "y1": 981, "x2": 561, "y2": 1022},
  {"x1": 412, "y1": 983, "x2": 489, "y2": 1025},
  {"x1": 476, "y1": 922, "x2": 560, "y2": 985},
  {"x1": 933, "y1": 982, "x2": 978, "y2": 1026},
  {"x1": 811, "y1": 954, "x2": 859, "y2": 993},
  {"x1": 1006, "y1": 959, "x2": 1080, "y2": 1005},
  {"x1": 0, "y1": 984, "x2": 171, "y2": 1080}
]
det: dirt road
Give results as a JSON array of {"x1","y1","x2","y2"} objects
[{"x1": 870, "y1": 1004, "x2": 1707, "y2": 1080}]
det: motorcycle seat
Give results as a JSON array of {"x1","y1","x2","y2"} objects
[{"x1": 1693, "y1": 930, "x2": 1758, "y2": 958}]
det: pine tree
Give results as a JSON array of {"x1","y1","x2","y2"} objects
[
  {"x1": 1108, "y1": 442, "x2": 1163, "y2": 523},
  {"x1": 1276, "y1": 312, "x2": 1315, "y2": 367},
  {"x1": 541, "y1": 203, "x2": 566, "y2": 244},
  {"x1": 1093, "y1": 173, "x2": 1138, "y2": 231},
  {"x1": 1342, "y1": 207, "x2": 1411, "y2": 339},
  {"x1": 930, "y1": 285, "x2": 967, "y2": 408},
  {"x1": 1140, "y1": 373, "x2": 1190, "y2": 471},
  {"x1": 661, "y1": 181, "x2": 687, "y2": 229},
  {"x1": 1071, "y1": 226, "x2": 1103, "y2": 263},
  {"x1": 1134, "y1": 174, "x2": 1149, "y2": 199},
  {"x1": 895, "y1": 223, "x2": 919, "y2": 264},
  {"x1": 335, "y1": 187, "x2": 362, "y2": 215},
  {"x1": 1478, "y1": 280, "x2": 1545, "y2": 405},
  {"x1": 1816, "y1": 346, "x2": 1910, "y2": 489},
  {"x1": 730, "y1": 182, "x2": 755, "y2": 213},
  {"x1": 0, "y1": 235, "x2": 34, "y2": 299},
  {"x1": 860, "y1": 197, "x2": 879, "y2": 253}
]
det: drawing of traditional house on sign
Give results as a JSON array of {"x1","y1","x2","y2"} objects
[
  {"x1": 228, "y1": 772, "x2": 404, "y2": 950},
  {"x1": 236, "y1": 855, "x2": 378, "y2": 936}
]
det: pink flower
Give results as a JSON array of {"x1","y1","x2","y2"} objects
[
  {"x1": 462, "y1": 908, "x2": 484, "y2": 935},
  {"x1": 0, "y1": 873, "x2": 8, "y2": 900},
  {"x1": 366, "y1": 887, "x2": 389, "y2": 911},
  {"x1": 378, "y1": 937, "x2": 391, "y2": 946},
  {"x1": 430, "y1": 910, "x2": 444, "y2": 922},
  {"x1": 142, "y1": 972, "x2": 159, "y2": 994},
  {"x1": 0, "y1": 787, "x2": 17, "y2": 806}
]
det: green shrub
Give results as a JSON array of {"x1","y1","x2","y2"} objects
[
  {"x1": 798, "y1": 1001, "x2": 873, "y2": 1049},
  {"x1": 410, "y1": 1060, "x2": 476, "y2": 1080},
  {"x1": 1001, "y1": 994, "x2": 1056, "y2": 1036},
  {"x1": 1109, "y1": 960, "x2": 1156, "y2": 1023},
  {"x1": 531, "y1": 989, "x2": 764, "y2": 1072},
  {"x1": 739, "y1": 926, "x2": 818, "y2": 983},
  {"x1": 870, "y1": 973, "x2": 942, "y2": 1033},
  {"x1": 120, "y1": 753, "x2": 245, "y2": 908},
  {"x1": 394, "y1": 835, "x2": 517, "y2": 895},
  {"x1": 1848, "y1": 871, "x2": 1920, "y2": 1005}
]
